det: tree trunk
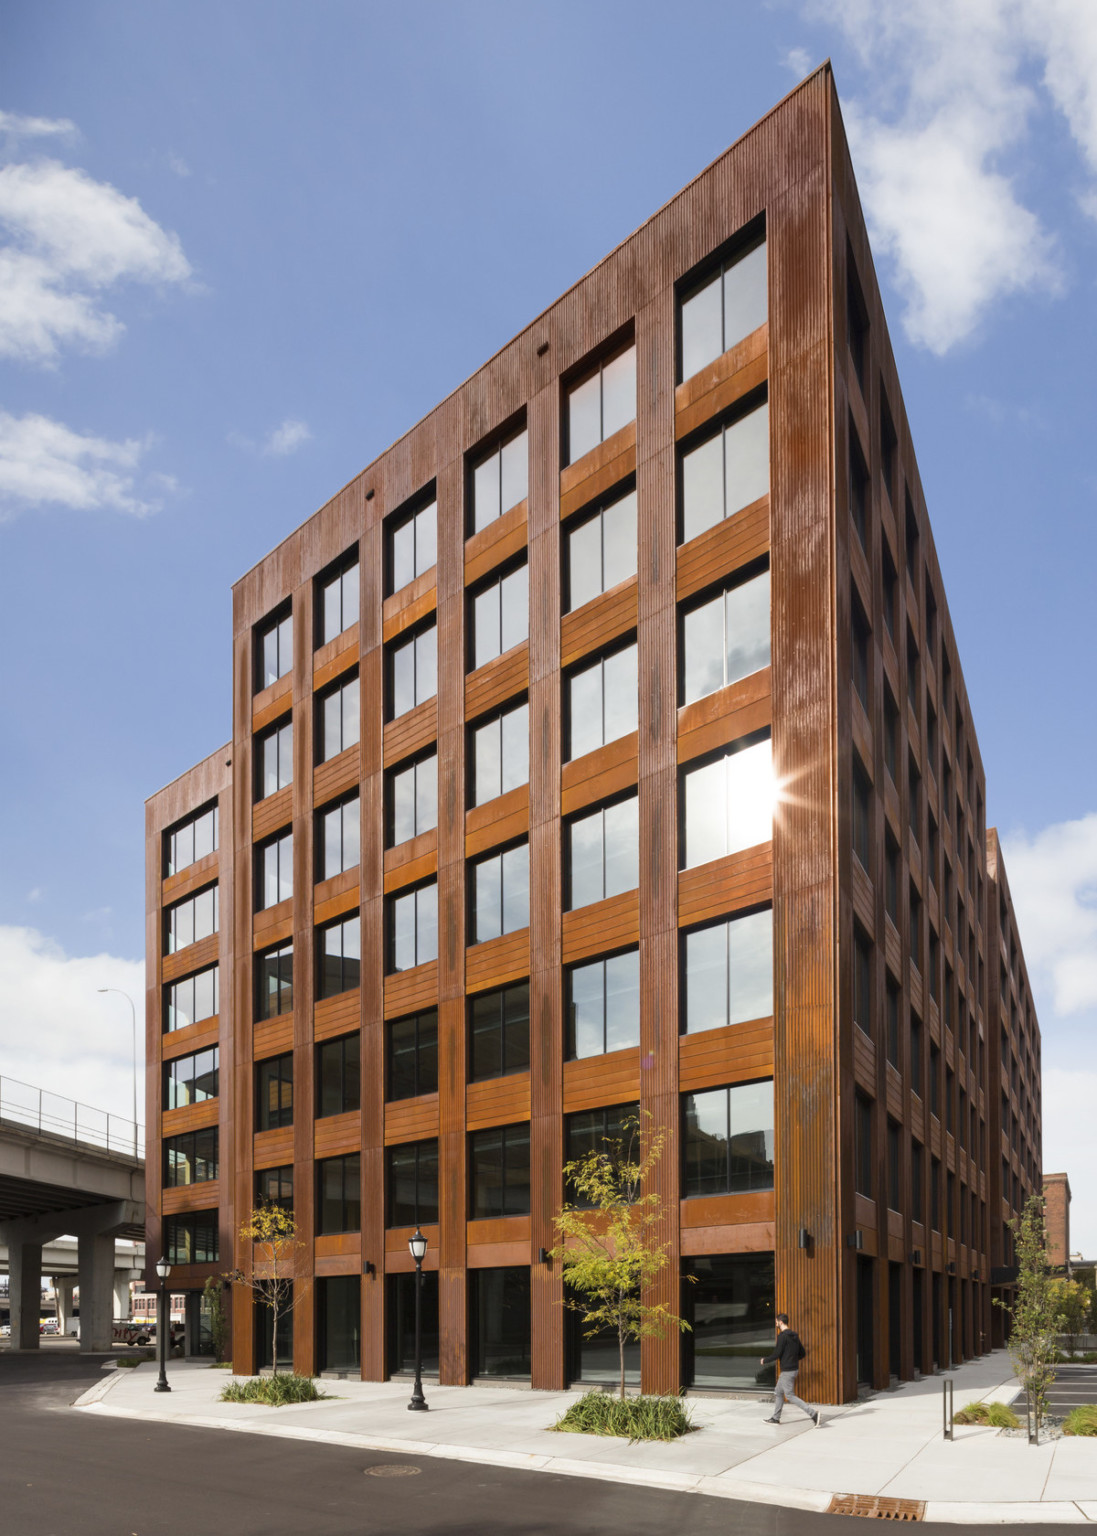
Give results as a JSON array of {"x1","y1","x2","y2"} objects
[
  {"x1": 271, "y1": 1298, "x2": 279, "y2": 1376},
  {"x1": 619, "y1": 1316, "x2": 626, "y2": 1402}
]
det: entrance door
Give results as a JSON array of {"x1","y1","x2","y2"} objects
[
  {"x1": 912, "y1": 1267, "x2": 924, "y2": 1373},
  {"x1": 317, "y1": 1276, "x2": 360, "y2": 1374},
  {"x1": 888, "y1": 1263, "x2": 902, "y2": 1381},
  {"x1": 856, "y1": 1257, "x2": 875, "y2": 1386}
]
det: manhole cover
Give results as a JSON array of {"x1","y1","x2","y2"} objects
[
  {"x1": 828, "y1": 1494, "x2": 925, "y2": 1521},
  {"x1": 365, "y1": 1465, "x2": 421, "y2": 1477}
]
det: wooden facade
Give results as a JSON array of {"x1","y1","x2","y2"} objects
[{"x1": 144, "y1": 65, "x2": 1042, "y2": 1402}]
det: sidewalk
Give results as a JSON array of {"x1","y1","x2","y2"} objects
[{"x1": 73, "y1": 1350, "x2": 1097, "y2": 1524}]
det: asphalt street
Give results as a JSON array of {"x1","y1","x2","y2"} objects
[{"x1": 0, "y1": 1350, "x2": 1085, "y2": 1535}]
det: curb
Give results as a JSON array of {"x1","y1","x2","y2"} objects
[{"x1": 71, "y1": 1397, "x2": 1097, "y2": 1523}]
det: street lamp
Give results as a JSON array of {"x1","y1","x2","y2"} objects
[
  {"x1": 407, "y1": 1227, "x2": 428, "y2": 1412},
  {"x1": 154, "y1": 1256, "x2": 172, "y2": 1393},
  {"x1": 97, "y1": 988, "x2": 139, "y2": 1157}
]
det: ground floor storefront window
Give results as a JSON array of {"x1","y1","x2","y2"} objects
[
  {"x1": 386, "y1": 1271, "x2": 439, "y2": 1375},
  {"x1": 256, "y1": 1288, "x2": 294, "y2": 1371},
  {"x1": 471, "y1": 1267, "x2": 530, "y2": 1378},
  {"x1": 567, "y1": 1310, "x2": 641, "y2": 1388},
  {"x1": 682, "y1": 1252, "x2": 775, "y2": 1391},
  {"x1": 318, "y1": 1275, "x2": 360, "y2": 1373},
  {"x1": 184, "y1": 1290, "x2": 214, "y2": 1357}
]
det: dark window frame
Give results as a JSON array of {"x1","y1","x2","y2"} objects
[{"x1": 256, "y1": 1052, "x2": 294, "y2": 1131}]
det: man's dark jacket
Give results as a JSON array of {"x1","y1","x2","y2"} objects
[{"x1": 762, "y1": 1329, "x2": 806, "y2": 1371}]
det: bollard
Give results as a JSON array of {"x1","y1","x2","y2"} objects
[{"x1": 943, "y1": 1377, "x2": 954, "y2": 1439}]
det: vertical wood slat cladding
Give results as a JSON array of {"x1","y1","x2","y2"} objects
[{"x1": 146, "y1": 66, "x2": 1035, "y2": 1403}]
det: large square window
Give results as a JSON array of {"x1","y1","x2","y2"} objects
[
  {"x1": 470, "y1": 842, "x2": 529, "y2": 944},
  {"x1": 317, "y1": 1153, "x2": 360, "y2": 1234},
  {"x1": 387, "y1": 881, "x2": 438, "y2": 972},
  {"x1": 469, "y1": 1123, "x2": 531, "y2": 1219},
  {"x1": 318, "y1": 674, "x2": 359, "y2": 763},
  {"x1": 256, "y1": 605, "x2": 292, "y2": 691},
  {"x1": 680, "y1": 400, "x2": 768, "y2": 544},
  {"x1": 166, "y1": 885, "x2": 218, "y2": 954},
  {"x1": 683, "y1": 1080, "x2": 774, "y2": 1196},
  {"x1": 470, "y1": 429, "x2": 528, "y2": 534},
  {"x1": 566, "y1": 643, "x2": 637, "y2": 761},
  {"x1": 386, "y1": 751, "x2": 438, "y2": 846},
  {"x1": 681, "y1": 733, "x2": 774, "y2": 868},
  {"x1": 679, "y1": 235, "x2": 766, "y2": 382},
  {"x1": 564, "y1": 488, "x2": 637, "y2": 611},
  {"x1": 387, "y1": 493, "x2": 437, "y2": 593},
  {"x1": 470, "y1": 700, "x2": 529, "y2": 806},
  {"x1": 316, "y1": 1035, "x2": 360, "y2": 1118},
  {"x1": 681, "y1": 568, "x2": 769, "y2": 705},
  {"x1": 318, "y1": 795, "x2": 360, "y2": 879},
  {"x1": 256, "y1": 830, "x2": 293, "y2": 911},
  {"x1": 166, "y1": 802, "x2": 218, "y2": 875},
  {"x1": 470, "y1": 564, "x2": 528, "y2": 669},
  {"x1": 257, "y1": 719, "x2": 293, "y2": 800},
  {"x1": 164, "y1": 1126, "x2": 219, "y2": 1187},
  {"x1": 387, "y1": 1139, "x2": 439, "y2": 1227},
  {"x1": 256, "y1": 943, "x2": 293, "y2": 1021},
  {"x1": 682, "y1": 909, "x2": 772, "y2": 1034},
  {"x1": 387, "y1": 623, "x2": 437, "y2": 719},
  {"x1": 566, "y1": 949, "x2": 640, "y2": 1058},
  {"x1": 387, "y1": 1010, "x2": 439, "y2": 1100},
  {"x1": 566, "y1": 344, "x2": 636, "y2": 465},
  {"x1": 317, "y1": 914, "x2": 360, "y2": 998},
  {"x1": 165, "y1": 964, "x2": 219, "y2": 1031},
  {"x1": 469, "y1": 984, "x2": 530, "y2": 1082},
  {"x1": 317, "y1": 555, "x2": 359, "y2": 645},
  {"x1": 256, "y1": 1052, "x2": 293, "y2": 1130},
  {"x1": 566, "y1": 795, "x2": 638, "y2": 910}
]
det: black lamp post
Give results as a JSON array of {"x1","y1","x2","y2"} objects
[
  {"x1": 407, "y1": 1227, "x2": 428, "y2": 1412},
  {"x1": 154, "y1": 1256, "x2": 172, "y2": 1393}
]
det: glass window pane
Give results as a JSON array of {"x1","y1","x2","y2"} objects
[
  {"x1": 322, "y1": 578, "x2": 340, "y2": 645},
  {"x1": 473, "y1": 585, "x2": 499, "y2": 668},
  {"x1": 601, "y1": 346, "x2": 636, "y2": 440},
  {"x1": 418, "y1": 1141, "x2": 439, "y2": 1223},
  {"x1": 391, "y1": 638, "x2": 414, "y2": 716},
  {"x1": 418, "y1": 1012, "x2": 438, "y2": 1093},
  {"x1": 567, "y1": 372, "x2": 601, "y2": 464},
  {"x1": 322, "y1": 692, "x2": 341, "y2": 762},
  {"x1": 569, "y1": 959, "x2": 606, "y2": 1058},
  {"x1": 393, "y1": 892, "x2": 416, "y2": 972},
  {"x1": 342, "y1": 679, "x2": 360, "y2": 751},
  {"x1": 416, "y1": 502, "x2": 437, "y2": 573},
  {"x1": 567, "y1": 660, "x2": 604, "y2": 762},
  {"x1": 473, "y1": 453, "x2": 500, "y2": 533},
  {"x1": 474, "y1": 716, "x2": 502, "y2": 806},
  {"x1": 604, "y1": 950, "x2": 640, "y2": 1052},
  {"x1": 416, "y1": 627, "x2": 436, "y2": 702},
  {"x1": 341, "y1": 566, "x2": 359, "y2": 630},
  {"x1": 500, "y1": 431, "x2": 528, "y2": 514},
  {"x1": 566, "y1": 512, "x2": 602, "y2": 612},
  {"x1": 388, "y1": 1017, "x2": 418, "y2": 1100},
  {"x1": 279, "y1": 724, "x2": 293, "y2": 788},
  {"x1": 681, "y1": 431, "x2": 724, "y2": 543},
  {"x1": 416, "y1": 884, "x2": 438, "y2": 963},
  {"x1": 193, "y1": 809, "x2": 215, "y2": 862},
  {"x1": 729, "y1": 1079, "x2": 774, "y2": 1192},
  {"x1": 500, "y1": 703, "x2": 528, "y2": 794},
  {"x1": 499, "y1": 567, "x2": 528, "y2": 654},
  {"x1": 568, "y1": 809, "x2": 604, "y2": 910},
  {"x1": 601, "y1": 489, "x2": 637, "y2": 590},
  {"x1": 391, "y1": 519, "x2": 415, "y2": 592},
  {"x1": 723, "y1": 240, "x2": 767, "y2": 351},
  {"x1": 681, "y1": 270, "x2": 723, "y2": 381},
  {"x1": 683, "y1": 593, "x2": 725, "y2": 705},
  {"x1": 725, "y1": 570, "x2": 770, "y2": 685},
  {"x1": 416, "y1": 755, "x2": 437, "y2": 835},
  {"x1": 724, "y1": 401, "x2": 769, "y2": 516},
  {"x1": 391, "y1": 764, "x2": 415, "y2": 846},
  {"x1": 474, "y1": 857, "x2": 502, "y2": 944},
  {"x1": 472, "y1": 1128, "x2": 503, "y2": 1219},
  {"x1": 603, "y1": 797, "x2": 638, "y2": 898},
  {"x1": 502, "y1": 844, "x2": 529, "y2": 934},
  {"x1": 684, "y1": 924, "x2": 727, "y2": 1034},
  {"x1": 725, "y1": 737, "x2": 774, "y2": 854},
  {"x1": 504, "y1": 1126, "x2": 530, "y2": 1216},
  {"x1": 601, "y1": 644, "x2": 637, "y2": 746},
  {"x1": 684, "y1": 757, "x2": 726, "y2": 868},
  {"x1": 684, "y1": 1088, "x2": 729, "y2": 1197},
  {"x1": 503, "y1": 984, "x2": 529, "y2": 1073},
  {"x1": 727, "y1": 909, "x2": 773, "y2": 1025},
  {"x1": 471, "y1": 993, "x2": 501, "y2": 1081}
]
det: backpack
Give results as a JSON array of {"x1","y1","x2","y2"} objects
[{"x1": 796, "y1": 1336, "x2": 807, "y2": 1362}]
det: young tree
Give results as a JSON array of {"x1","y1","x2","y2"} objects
[
  {"x1": 550, "y1": 1113, "x2": 689, "y2": 1401},
  {"x1": 1051, "y1": 1278, "x2": 1090, "y2": 1359},
  {"x1": 202, "y1": 1274, "x2": 230, "y2": 1363},
  {"x1": 225, "y1": 1205, "x2": 309, "y2": 1376},
  {"x1": 996, "y1": 1194, "x2": 1060, "y2": 1440}
]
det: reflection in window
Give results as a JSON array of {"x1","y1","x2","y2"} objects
[
  {"x1": 257, "y1": 831, "x2": 293, "y2": 910},
  {"x1": 318, "y1": 795, "x2": 360, "y2": 879},
  {"x1": 388, "y1": 496, "x2": 437, "y2": 592},
  {"x1": 470, "y1": 842, "x2": 529, "y2": 944},
  {"x1": 387, "y1": 1010, "x2": 439, "y2": 1100},
  {"x1": 681, "y1": 734, "x2": 774, "y2": 868},
  {"x1": 682, "y1": 909, "x2": 773, "y2": 1034},
  {"x1": 164, "y1": 1126, "x2": 219, "y2": 1187},
  {"x1": 564, "y1": 1103, "x2": 639, "y2": 1206},
  {"x1": 256, "y1": 1165, "x2": 293, "y2": 1213},
  {"x1": 316, "y1": 1034, "x2": 360, "y2": 1118},
  {"x1": 565, "y1": 488, "x2": 637, "y2": 611},
  {"x1": 319, "y1": 674, "x2": 359, "y2": 763},
  {"x1": 566, "y1": 345, "x2": 636, "y2": 465},
  {"x1": 471, "y1": 701, "x2": 528, "y2": 806},
  {"x1": 469, "y1": 1123, "x2": 531, "y2": 1219},
  {"x1": 167, "y1": 803, "x2": 218, "y2": 875},
  {"x1": 318, "y1": 558, "x2": 359, "y2": 646},
  {"x1": 680, "y1": 400, "x2": 769, "y2": 544},
  {"x1": 681, "y1": 568, "x2": 769, "y2": 704},
  {"x1": 166, "y1": 886, "x2": 218, "y2": 954},
  {"x1": 317, "y1": 914, "x2": 360, "y2": 998},
  {"x1": 256, "y1": 943, "x2": 293, "y2": 1021},
  {"x1": 165, "y1": 1211, "x2": 218, "y2": 1265},
  {"x1": 387, "y1": 623, "x2": 437, "y2": 718},
  {"x1": 471, "y1": 564, "x2": 528, "y2": 669},
  {"x1": 683, "y1": 1252, "x2": 775, "y2": 1392},
  {"x1": 680, "y1": 237, "x2": 767, "y2": 382},
  {"x1": 257, "y1": 607, "x2": 292, "y2": 690},
  {"x1": 566, "y1": 796, "x2": 638, "y2": 910},
  {"x1": 683, "y1": 1080, "x2": 774, "y2": 1196},
  {"x1": 469, "y1": 984, "x2": 530, "y2": 1083},
  {"x1": 258, "y1": 719, "x2": 293, "y2": 799},
  {"x1": 317, "y1": 1153, "x2": 360, "y2": 1234},
  {"x1": 256, "y1": 1053, "x2": 293, "y2": 1130},
  {"x1": 387, "y1": 881, "x2": 438, "y2": 972},
  {"x1": 471, "y1": 430, "x2": 528, "y2": 534},
  {"x1": 566, "y1": 643, "x2": 637, "y2": 761},
  {"x1": 386, "y1": 752, "x2": 437, "y2": 846},
  {"x1": 387, "y1": 1138, "x2": 439, "y2": 1226},
  {"x1": 165, "y1": 1046, "x2": 219, "y2": 1109},
  {"x1": 165, "y1": 964, "x2": 219, "y2": 1031},
  {"x1": 566, "y1": 949, "x2": 640, "y2": 1058}
]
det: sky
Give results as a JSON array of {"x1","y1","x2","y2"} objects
[{"x1": 1, "y1": 1, "x2": 1095, "y2": 1247}]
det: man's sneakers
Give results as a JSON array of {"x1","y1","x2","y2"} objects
[
  {"x1": 763, "y1": 1415, "x2": 782, "y2": 1424},
  {"x1": 812, "y1": 1410, "x2": 823, "y2": 1428}
]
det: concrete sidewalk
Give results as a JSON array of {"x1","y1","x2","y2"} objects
[{"x1": 73, "y1": 1350, "x2": 1097, "y2": 1524}]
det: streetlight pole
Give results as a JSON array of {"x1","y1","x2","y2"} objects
[
  {"x1": 97, "y1": 987, "x2": 139, "y2": 1157},
  {"x1": 407, "y1": 1227, "x2": 428, "y2": 1412},
  {"x1": 154, "y1": 1256, "x2": 172, "y2": 1393}
]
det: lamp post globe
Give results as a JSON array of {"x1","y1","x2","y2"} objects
[
  {"x1": 154, "y1": 1257, "x2": 172, "y2": 1393},
  {"x1": 407, "y1": 1228, "x2": 428, "y2": 1412}
]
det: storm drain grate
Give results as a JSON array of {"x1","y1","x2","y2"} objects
[
  {"x1": 828, "y1": 1494, "x2": 925, "y2": 1521},
  {"x1": 364, "y1": 1465, "x2": 421, "y2": 1477}
]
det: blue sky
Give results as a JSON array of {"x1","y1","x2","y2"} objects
[{"x1": 1, "y1": 2, "x2": 1095, "y2": 1246}]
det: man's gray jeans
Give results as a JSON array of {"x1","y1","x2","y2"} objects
[{"x1": 772, "y1": 1369, "x2": 813, "y2": 1420}]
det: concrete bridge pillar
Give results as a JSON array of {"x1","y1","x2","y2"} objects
[
  {"x1": 9, "y1": 1239, "x2": 43, "y2": 1350},
  {"x1": 113, "y1": 1276, "x2": 131, "y2": 1320},
  {"x1": 55, "y1": 1275, "x2": 76, "y2": 1334},
  {"x1": 78, "y1": 1230, "x2": 117, "y2": 1352}
]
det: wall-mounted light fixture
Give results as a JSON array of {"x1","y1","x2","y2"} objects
[
  {"x1": 798, "y1": 1229, "x2": 811, "y2": 1249},
  {"x1": 947, "y1": 1261, "x2": 956, "y2": 1274},
  {"x1": 909, "y1": 1249, "x2": 922, "y2": 1266},
  {"x1": 363, "y1": 1261, "x2": 376, "y2": 1276},
  {"x1": 538, "y1": 1247, "x2": 551, "y2": 1265},
  {"x1": 846, "y1": 1231, "x2": 864, "y2": 1250}
]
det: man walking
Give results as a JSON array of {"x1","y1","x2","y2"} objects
[{"x1": 761, "y1": 1313, "x2": 821, "y2": 1426}]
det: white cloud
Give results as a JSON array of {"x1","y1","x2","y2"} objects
[
  {"x1": 0, "y1": 925, "x2": 144, "y2": 1134},
  {"x1": 0, "y1": 409, "x2": 171, "y2": 519},
  {"x1": 0, "y1": 157, "x2": 190, "y2": 364},
  {"x1": 809, "y1": 0, "x2": 1097, "y2": 351},
  {"x1": 167, "y1": 152, "x2": 191, "y2": 179},
  {"x1": 1001, "y1": 812, "x2": 1097, "y2": 1017},
  {"x1": 783, "y1": 47, "x2": 815, "y2": 80},
  {"x1": 0, "y1": 109, "x2": 76, "y2": 140},
  {"x1": 1042, "y1": 1067, "x2": 1097, "y2": 1256},
  {"x1": 263, "y1": 418, "x2": 312, "y2": 456}
]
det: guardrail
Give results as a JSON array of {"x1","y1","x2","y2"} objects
[{"x1": 0, "y1": 1075, "x2": 143, "y2": 1159}]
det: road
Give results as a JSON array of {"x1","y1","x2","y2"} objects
[{"x1": 0, "y1": 1351, "x2": 1084, "y2": 1535}]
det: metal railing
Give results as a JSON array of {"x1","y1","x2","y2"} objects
[{"x1": 0, "y1": 1075, "x2": 143, "y2": 1160}]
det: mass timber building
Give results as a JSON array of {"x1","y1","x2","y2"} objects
[{"x1": 145, "y1": 65, "x2": 1043, "y2": 1401}]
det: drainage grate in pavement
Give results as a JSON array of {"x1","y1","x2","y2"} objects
[
  {"x1": 828, "y1": 1494, "x2": 925, "y2": 1521},
  {"x1": 364, "y1": 1465, "x2": 421, "y2": 1478}
]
